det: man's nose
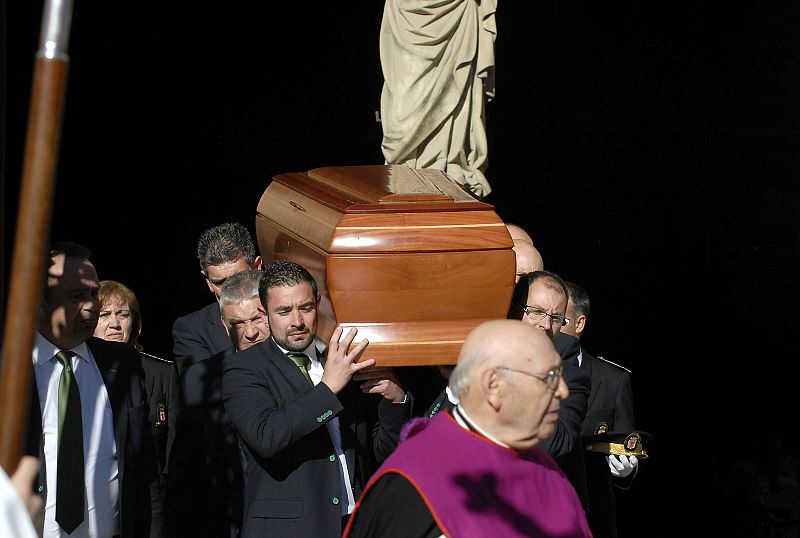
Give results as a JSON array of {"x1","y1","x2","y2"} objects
[
  {"x1": 554, "y1": 376, "x2": 569, "y2": 399},
  {"x1": 289, "y1": 310, "x2": 304, "y2": 326},
  {"x1": 244, "y1": 321, "x2": 259, "y2": 338}
]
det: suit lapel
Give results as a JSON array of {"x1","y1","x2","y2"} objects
[
  {"x1": 206, "y1": 303, "x2": 233, "y2": 354},
  {"x1": 266, "y1": 341, "x2": 356, "y2": 479},
  {"x1": 584, "y1": 352, "x2": 601, "y2": 410},
  {"x1": 87, "y1": 338, "x2": 129, "y2": 473},
  {"x1": 263, "y1": 339, "x2": 312, "y2": 392}
]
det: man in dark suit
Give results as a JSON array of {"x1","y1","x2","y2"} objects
[
  {"x1": 222, "y1": 260, "x2": 412, "y2": 537},
  {"x1": 427, "y1": 272, "x2": 590, "y2": 463},
  {"x1": 28, "y1": 242, "x2": 161, "y2": 537},
  {"x1": 563, "y1": 281, "x2": 637, "y2": 538},
  {"x1": 168, "y1": 269, "x2": 270, "y2": 537},
  {"x1": 508, "y1": 271, "x2": 591, "y2": 509},
  {"x1": 172, "y1": 222, "x2": 262, "y2": 375}
]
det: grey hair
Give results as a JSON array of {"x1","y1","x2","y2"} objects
[
  {"x1": 448, "y1": 335, "x2": 494, "y2": 400},
  {"x1": 218, "y1": 269, "x2": 263, "y2": 310}
]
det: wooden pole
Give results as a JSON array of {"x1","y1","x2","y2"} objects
[{"x1": 0, "y1": 0, "x2": 73, "y2": 473}]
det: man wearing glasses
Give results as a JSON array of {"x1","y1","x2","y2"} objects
[
  {"x1": 426, "y1": 270, "x2": 590, "y2": 470},
  {"x1": 509, "y1": 270, "x2": 592, "y2": 510},
  {"x1": 344, "y1": 319, "x2": 592, "y2": 537}
]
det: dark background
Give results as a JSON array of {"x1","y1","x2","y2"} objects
[{"x1": 5, "y1": 2, "x2": 800, "y2": 535}]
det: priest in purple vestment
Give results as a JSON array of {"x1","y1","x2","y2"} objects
[{"x1": 344, "y1": 319, "x2": 592, "y2": 538}]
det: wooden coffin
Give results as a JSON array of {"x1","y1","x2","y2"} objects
[{"x1": 255, "y1": 165, "x2": 515, "y2": 366}]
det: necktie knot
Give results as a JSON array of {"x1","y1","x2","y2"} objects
[
  {"x1": 287, "y1": 353, "x2": 313, "y2": 386},
  {"x1": 55, "y1": 349, "x2": 76, "y2": 368},
  {"x1": 287, "y1": 352, "x2": 310, "y2": 368}
]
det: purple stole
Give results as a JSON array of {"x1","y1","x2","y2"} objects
[{"x1": 361, "y1": 411, "x2": 592, "y2": 537}]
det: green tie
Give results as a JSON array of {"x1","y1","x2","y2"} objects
[
  {"x1": 55, "y1": 350, "x2": 85, "y2": 534},
  {"x1": 287, "y1": 353, "x2": 314, "y2": 386}
]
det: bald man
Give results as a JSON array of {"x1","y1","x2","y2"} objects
[
  {"x1": 506, "y1": 222, "x2": 544, "y2": 277},
  {"x1": 505, "y1": 222, "x2": 534, "y2": 245},
  {"x1": 344, "y1": 320, "x2": 592, "y2": 538},
  {"x1": 513, "y1": 240, "x2": 545, "y2": 281}
]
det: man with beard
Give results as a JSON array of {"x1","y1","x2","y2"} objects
[{"x1": 221, "y1": 260, "x2": 412, "y2": 537}]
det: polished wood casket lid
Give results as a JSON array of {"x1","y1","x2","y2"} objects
[{"x1": 256, "y1": 165, "x2": 515, "y2": 366}]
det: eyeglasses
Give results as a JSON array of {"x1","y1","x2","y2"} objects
[
  {"x1": 496, "y1": 365, "x2": 564, "y2": 390},
  {"x1": 515, "y1": 303, "x2": 570, "y2": 327}
]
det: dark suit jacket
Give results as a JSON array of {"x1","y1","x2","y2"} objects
[
  {"x1": 140, "y1": 351, "x2": 180, "y2": 538},
  {"x1": 172, "y1": 302, "x2": 232, "y2": 376},
  {"x1": 140, "y1": 352, "x2": 180, "y2": 478},
  {"x1": 540, "y1": 332, "x2": 590, "y2": 460},
  {"x1": 221, "y1": 338, "x2": 412, "y2": 538},
  {"x1": 424, "y1": 385, "x2": 455, "y2": 418},
  {"x1": 580, "y1": 350, "x2": 635, "y2": 538},
  {"x1": 167, "y1": 349, "x2": 244, "y2": 537},
  {"x1": 423, "y1": 333, "x2": 590, "y2": 464},
  {"x1": 25, "y1": 337, "x2": 162, "y2": 537},
  {"x1": 500, "y1": 332, "x2": 589, "y2": 511}
]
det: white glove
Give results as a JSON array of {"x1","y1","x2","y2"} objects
[{"x1": 607, "y1": 454, "x2": 638, "y2": 478}]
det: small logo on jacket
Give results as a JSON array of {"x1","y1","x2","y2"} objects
[{"x1": 155, "y1": 403, "x2": 166, "y2": 426}]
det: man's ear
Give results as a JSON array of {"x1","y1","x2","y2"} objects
[
  {"x1": 252, "y1": 256, "x2": 263, "y2": 270},
  {"x1": 481, "y1": 367, "x2": 504, "y2": 411},
  {"x1": 574, "y1": 314, "x2": 587, "y2": 338},
  {"x1": 258, "y1": 307, "x2": 270, "y2": 328}
]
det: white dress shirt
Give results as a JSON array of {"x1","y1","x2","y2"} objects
[
  {"x1": 33, "y1": 333, "x2": 120, "y2": 538},
  {"x1": 0, "y1": 466, "x2": 38, "y2": 538}
]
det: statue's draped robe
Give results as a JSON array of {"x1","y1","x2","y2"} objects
[{"x1": 380, "y1": 0, "x2": 497, "y2": 198}]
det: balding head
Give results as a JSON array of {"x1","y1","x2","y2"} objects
[
  {"x1": 505, "y1": 223, "x2": 533, "y2": 246},
  {"x1": 513, "y1": 241, "x2": 544, "y2": 281},
  {"x1": 448, "y1": 320, "x2": 567, "y2": 449}
]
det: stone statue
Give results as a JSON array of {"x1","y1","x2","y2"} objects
[{"x1": 380, "y1": 0, "x2": 498, "y2": 198}]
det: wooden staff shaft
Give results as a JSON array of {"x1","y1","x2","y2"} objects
[{"x1": 0, "y1": 20, "x2": 71, "y2": 472}]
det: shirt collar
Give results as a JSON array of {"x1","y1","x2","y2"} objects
[
  {"x1": 445, "y1": 385, "x2": 460, "y2": 406},
  {"x1": 33, "y1": 332, "x2": 90, "y2": 366},
  {"x1": 452, "y1": 404, "x2": 510, "y2": 449},
  {"x1": 271, "y1": 337, "x2": 321, "y2": 366}
]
